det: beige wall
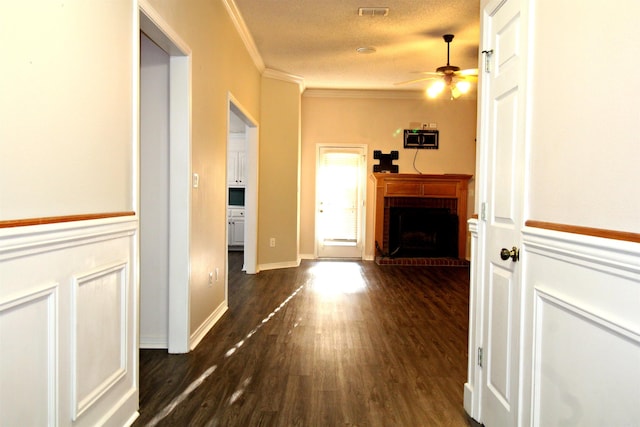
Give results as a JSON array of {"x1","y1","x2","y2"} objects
[
  {"x1": 526, "y1": 0, "x2": 640, "y2": 232},
  {"x1": 258, "y1": 76, "x2": 302, "y2": 267},
  {"x1": 301, "y1": 91, "x2": 478, "y2": 258},
  {"x1": 1, "y1": 0, "x2": 266, "y2": 337},
  {"x1": 146, "y1": 0, "x2": 262, "y2": 332},
  {"x1": 0, "y1": 2, "x2": 134, "y2": 219}
]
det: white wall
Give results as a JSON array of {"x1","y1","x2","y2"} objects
[
  {"x1": 0, "y1": 2, "x2": 134, "y2": 219},
  {"x1": 527, "y1": 0, "x2": 640, "y2": 232},
  {"x1": 140, "y1": 33, "x2": 170, "y2": 348}
]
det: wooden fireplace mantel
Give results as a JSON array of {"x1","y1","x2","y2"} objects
[{"x1": 372, "y1": 173, "x2": 473, "y2": 259}]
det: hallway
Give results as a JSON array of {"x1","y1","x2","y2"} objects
[{"x1": 135, "y1": 253, "x2": 472, "y2": 426}]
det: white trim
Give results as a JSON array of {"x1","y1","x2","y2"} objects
[
  {"x1": 139, "y1": 335, "x2": 168, "y2": 349},
  {"x1": 0, "y1": 282, "x2": 58, "y2": 426},
  {"x1": 523, "y1": 226, "x2": 640, "y2": 278},
  {"x1": 221, "y1": 0, "x2": 265, "y2": 72},
  {"x1": 464, "y1": 217, "x2": 483, "y2": 422},
  {"x1": 0, "y1": 216, "x2": 137, "y2": 261},
  {"x1": 138, "y1": 0, "x2": 191, "y2": 55},
  {"x1": 71, "y1": 262, "x2": 128, "y2": 420},
  {"x1": 139, "y1": 0, "x2": 193, "y2": 354},
  {"x1": 263, "y1": 68, "x2": 305, "y2": 92},
  {"x1": 227, "y1": 94, "x2": 259, "y2": 277},
  {"x1": 189, "y1": 301, "x2": 228, "y2": 350},
  {"x1": 258, "y1": 260, "x2": 301, "y2": 271},
  {"x1": 315, "y1": 144, "x2": 368, "y2": 260},
  {"x1": 303, "y1": 88, "x2": 427, "y2": 99}
]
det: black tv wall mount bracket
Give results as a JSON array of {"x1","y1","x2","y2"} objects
[{"x1": 373, "y1": 150, "x2": 399, "y2": 173}]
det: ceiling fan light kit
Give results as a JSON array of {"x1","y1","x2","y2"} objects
[{"x1": 397, "y1": 33, "x2": 478, "y2": 99}]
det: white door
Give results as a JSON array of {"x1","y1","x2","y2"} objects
[
  {"x1": 316, "y1": 145, "x2": 366, "y2": 258},
  {"x1": 479, "y1": 0, "x2": 527, "y2": 424}
]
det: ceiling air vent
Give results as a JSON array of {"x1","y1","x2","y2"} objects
[{"x1": 358, "y1": 7, "x2": 389, "y2": 17}]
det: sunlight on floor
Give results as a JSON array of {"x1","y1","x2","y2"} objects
[
  {"x1": 147, "y1": 284, "x2": 306, "y2": 424},
  {"x1": 308, "y1": 261, "x2": 366, "y2": 296}
]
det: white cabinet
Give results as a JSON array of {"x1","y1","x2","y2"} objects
[
  {"x1": 227, "y1": 150, "x2": 246, "y2": 185},
  {"x1": 227, "y1": 134, "x2": 246, "y2": 186},
  {"x1": 228, "y1": 208, "x2": 245, "y2": 246}
]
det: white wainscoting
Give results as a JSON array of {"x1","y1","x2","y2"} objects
[
  {"x1": 0, "y1": 216, "x2": 139, "y2": 426},
  {"x1": 521, "y1": 226, "x2": 640, "y2": 427}
]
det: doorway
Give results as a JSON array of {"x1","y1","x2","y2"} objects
[
  {"x1": 227, "y1": 98, "x2": 258, "y2": 276},
  {"x1": 315, "y1": 145, "x2": 367, "y2": 258},
  {"x1": 139, "y1": 5, "x2": 191, "y2": 354}
]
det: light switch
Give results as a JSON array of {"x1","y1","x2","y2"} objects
[{"x1": 192, "y1": 173, "x2": 199, "y2": 188}]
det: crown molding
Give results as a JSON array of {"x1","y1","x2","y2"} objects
[
  {"x1": 302, "y1": 88, "x2": 477, "y2": 100},
  {"x1": 222, "y1": 0, "x2": 265, "y2": 72},
  {"x1": 262, "y1": 68, "x2": 306, "y2": 93},
  {"x1": 302, "y1": 89, "x2": 424, "y2": 99}
]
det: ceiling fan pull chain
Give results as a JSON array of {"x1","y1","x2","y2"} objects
[{"x1": 481, "y1": 49, "x2": 494, "y2": 73}]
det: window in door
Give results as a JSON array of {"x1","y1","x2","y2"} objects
[{"x1": 316, "y1": 145, "x2": 366, "y2": 258}]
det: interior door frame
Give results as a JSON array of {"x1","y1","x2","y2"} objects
[
  {"x1": 314, "y1": 144, "x2": 367, "y2": 259},
  {"x1": 139, "y1": 1, "x2": 192, "y2": 354},
  {"x1": 227, "y1": 95, "x2": 259, "y2": 276}
]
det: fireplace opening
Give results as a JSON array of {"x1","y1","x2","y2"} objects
[{"x1": 388, "y1": 207, "x2": 458, "y2": 258}]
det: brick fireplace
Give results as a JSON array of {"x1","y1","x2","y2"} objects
[{"x1": 372, "y1": 173, "x2": 472, "y2": 265}]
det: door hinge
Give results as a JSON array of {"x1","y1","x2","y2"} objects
[
  {"x1": 481, "y1": 49, "x2": 493, "y2": 73},
  {"x1": 478, "y1": 347, "x2": 483, "y2": 367},
  {"x1": 480, "y1": 202, "x2": 487, "y2": 221}
]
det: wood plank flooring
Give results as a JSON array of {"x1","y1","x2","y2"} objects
[{"x1": 135, "y1": 253, "x2": 473, "y2": 426}]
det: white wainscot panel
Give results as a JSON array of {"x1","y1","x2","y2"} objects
[
  {"x1": 72, "y1": 262, "x2": 127, "y2": 420},
  {"x1": 534, "y1": 291, "x2": 640, "y2": 427},
  {"x1": 523, "y1": 227, "x2": 640, "y2": 427},
  {"x1": 0, "y1": 284, "x2": 57, "y2": 426},
  {"x1": 0, "y1": 216, "x2": 139, "y2": 426}
]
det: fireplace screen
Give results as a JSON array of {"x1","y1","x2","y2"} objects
[{"x1": 388, "y1": 207, "x2": 458, "y2": 258}]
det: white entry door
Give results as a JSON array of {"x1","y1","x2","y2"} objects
[
  {"x1": 479, "y1": 0, "x2": 528, "y2": 424},
  {"x1": 316, "y1": 145, "x2": 366, "y2": 258}
]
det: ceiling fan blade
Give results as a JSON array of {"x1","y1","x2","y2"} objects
[
  {"x1": 413, "y1": 71, "x2": 444, "y2": 76},
  {"x1": 394, "y1": 76, "x2": 439, "y2": 86},
  {"x1": 457, "y1": 68, "x2": 478, "y2": 76},
  {"x1": 454, "y1": 74, "x2": 478, "y2": 83}
]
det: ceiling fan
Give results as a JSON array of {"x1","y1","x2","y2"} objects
[{"x1": 396, "y1": 34, "x2": 478, "y2": 98}]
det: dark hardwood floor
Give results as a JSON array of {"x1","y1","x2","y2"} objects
[{"x1": 135, "y1": 253, "x2": 473, "y2": 426}]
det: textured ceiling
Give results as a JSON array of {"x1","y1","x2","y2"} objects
[{"x1": 233, "y1": 0, "x2": 481, "y2": 91}]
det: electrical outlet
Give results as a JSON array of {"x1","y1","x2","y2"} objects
[{"x1": 269, "y1": 237, "x2": 276, "y2": 247}]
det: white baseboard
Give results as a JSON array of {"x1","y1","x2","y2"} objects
[
  {"x1": 299, "y1": 253, "x2": 315, "y2": 260},
  {"x1": 258, "y1": 259, "x2": 301, "y2": 271},
  {"x1": 139, "y1": 335, "x2": 168, "y2": 349},
  {"x1": 190, "y1": 301, "x2": 228, "y2": 350}
]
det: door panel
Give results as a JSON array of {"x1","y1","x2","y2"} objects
[
  {"x1": 480, "y1": 0, "x2": 526, "y2": 425},
  {"x1": 486, "y1": 265, "x2": 514, "y2": 408}
]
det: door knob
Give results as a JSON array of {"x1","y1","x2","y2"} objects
[{"x1": 500, "y1": 246, "x2": 519, "y2": 262}]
